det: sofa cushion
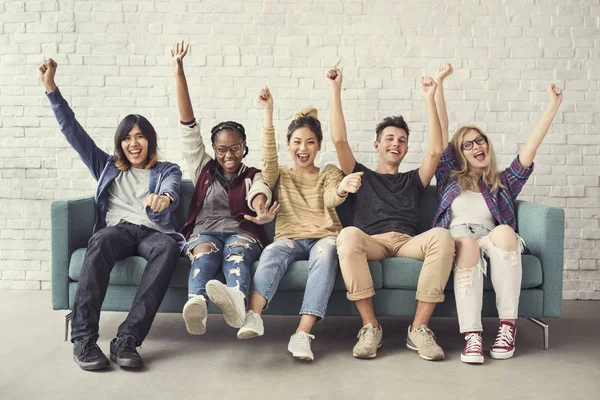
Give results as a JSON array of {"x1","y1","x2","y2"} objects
[
  {"x1": 381, "y1": 254, "x2": 543, "y2": 290},
  {"x1": 68, "y1": 248, "x2": 383, "y2": 292}
]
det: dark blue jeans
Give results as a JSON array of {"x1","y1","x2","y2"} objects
[
  {"x1": 183, "y1": 232, "x2": 261, "y2": 298},
  {"x1": 70, "y1": 222, "x2": 180, "y2": 345}
]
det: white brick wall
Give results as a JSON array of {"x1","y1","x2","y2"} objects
[{"x1": 0, "y1": 0, "x2": 598, "y2": 300}]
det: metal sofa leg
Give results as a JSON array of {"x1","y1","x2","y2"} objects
[
  {"x1": 527, "y1": 317, "x2": 549, "y2": 350},
  {"x1": 64, "y1": 312, "x2": 72, "y2": 342}
]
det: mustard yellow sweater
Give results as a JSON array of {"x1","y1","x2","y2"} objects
[{"x1": 261, "y1": 126, "x2": 347, "y2": 241}]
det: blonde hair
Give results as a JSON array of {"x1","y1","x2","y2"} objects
[{"x1": 449, "y1": 125, "x2": 504, "y2": 193}]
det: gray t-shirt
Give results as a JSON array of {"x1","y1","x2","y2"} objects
[
  {"x1": 349, "y1": 162, "x2": 425, "y2": 236},
  {"x1": 105, "y1": 167, "x2": 158, "y2": 230},
  {"x1": 193, "y1": 180, "x2": 240, "y2": 234}
]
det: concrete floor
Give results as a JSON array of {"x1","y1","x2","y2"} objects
[{"x1": 0, "y1": 290, "x2": 598, "y2": 400}]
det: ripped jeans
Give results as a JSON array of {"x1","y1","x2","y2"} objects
[
  {"x1": 183, "y1": 232, "x2": 261, "y2": 299},
  {"x1": 250, "y1": 237, "x2": 339, "y2": 320},
  {"x1": 450, "y1": 223, "x2": 525, "y2": 333}
]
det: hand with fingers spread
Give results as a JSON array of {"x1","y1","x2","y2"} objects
[
  {"x1": 39, "y1": 58, "x2": 58, "y2": 93},
  {"x1": 145, "y1": 193, "x2": 171, "y2": 213},
  {"x1": 421, "y1": 76, "x2": 437, "y2": 99},
  {"x1": 257, "y1": 86, "x2": 273, "y2": 110},
  {"x1": 548, "y1": 84, "x2": 563, "y2": 108},
  {"x1": 170, "y1": 40, "x2": 189, "y2": 77},
  {"x1": 337, "y1": 172, "x2": 364, "y2": 196},
  {"x1": 245, "y1": 196, "x2": 280, "y2": 225},
  {"x1": 434, "y1": 62, "x2": 453, "y2": 82},
  {"x1": 326, "y1": 67, "x2": 343, "y2": 91}
]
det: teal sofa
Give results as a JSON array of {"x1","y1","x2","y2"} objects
[{"x1": 51, "y1": 180, "x2": 564, "y2": 348}]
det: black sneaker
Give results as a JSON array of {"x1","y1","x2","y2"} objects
[
  {"x1": 73, "y1": 335, "x2": 110, "y2": 371},
  {"x1": 110, "y1": 334, "x2": 144, "y2": 368}
]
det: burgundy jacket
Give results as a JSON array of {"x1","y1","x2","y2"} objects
[{"x1": 180, "y1": 160, "x2": 270, "y2": 248}]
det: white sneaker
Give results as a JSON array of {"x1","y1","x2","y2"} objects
[
  {"x1": 237, "y1": 310, "x2": 264, "y2": 339},
  {"x1": 288, "y1": 331, "x2": 315, "y2": 361},
  {"x1": 182, "y1": 295, "x2": 207, "y2": 335},
  {"x1": 206, "y1": 280, "x2": 246, "y2": 328}
]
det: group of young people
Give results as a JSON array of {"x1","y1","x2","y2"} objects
[{"x1": 39, "y1": 41, "x2": 562, "y2": 371}]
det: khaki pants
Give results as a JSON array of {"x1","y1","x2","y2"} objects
[{"x1": 337, "y1": 227, "x2": 455, "y2": 303}]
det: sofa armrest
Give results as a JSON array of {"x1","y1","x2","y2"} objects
[
  {"x1": 516, "y1": 200, "x2": 565, "y2": 317},
  {"x1": 51, "y1": 196, "x2": 96, "y2": 310}
]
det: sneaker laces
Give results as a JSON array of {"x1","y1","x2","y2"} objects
[
  {"x1": 117, "y1": 335, "x2": 138, "y2": 352},
  {"x1": 357, "y1": 325, "x2": 377, "y2": 342},
  {"x1": 493, "y1": 324, "x2": 514, "y2": 349},
  {"x1": 464, "y1": 332, "x2": 483, "y2": 354},
  {"x1": 297, "y1": 332, "x2": 315, "y2": 347},
  {"x1": 79, "y1": 336, "x2": 101, "y2": 357},
  {"x1": 415, "y1": 325, "x2": 437, "y2": 346}
]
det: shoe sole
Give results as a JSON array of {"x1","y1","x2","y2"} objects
[
  {"x1": 110, "y1": 353, "x2": 143, "y2": 369},
  {"x1": 288, "y1": 348, "x2": 314, "y2": 361},
  {"x1": 73, "y1": 355, "x2": 110, "y2": 371},
  {"x1": 183, "y1": 300, "x2": 207, "y2": 335},
  {"x1": 237, "y1": 329, "x2": 262, "y2": 340},
  {"x1": 461, "y1": 353, "x2": 484, "y2": 364},
  {"x1": 490, "y1": 348, "x2": 515, "y2": 360},
  {"x1": 206, "y1": 281, "x2": 245, "y2": 329},
  {"x1": 352, "y1": 343, "x2": 382, "y2": 359},
  {"x1": 406, "y1": 343, "x2": 444, "y2": 361}
]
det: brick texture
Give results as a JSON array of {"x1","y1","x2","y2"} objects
[{"x1": 0, "y1": 0, "x2": 598, "y2": 299}]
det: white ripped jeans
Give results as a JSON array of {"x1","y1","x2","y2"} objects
[{"x1": 449, "y1": 223, "x2": 525, "y2": 333}]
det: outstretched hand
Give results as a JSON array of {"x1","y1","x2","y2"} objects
[
  {"x1": 39, "y1": 58, "x2": 58, "y2": 92},
  {"x1": 548, "y1": 84, "x2": 563, "y2": 108},
  {"x1": 170, "y1": 40, "x2": 189, "y2": 76},
  {"x1": 244, "y1": 201, "x2": 280, "y2": 225},
  {"x1": 257, "y1": 86, "x2": 273, "y2": 109},
  {"x1": 326, "y1": 67, "x2": 343, "y2": 90},
  {"x1": 434, "y1": 62, "x2": 453, "y2": 81},
  {"x1": 338, "y1": 172, "x2": 363, "y2": 195},
  {"x1": 145, "y1": 194, "x2": 171, "y2": 213},
  {"x1": 421, "y1": 76, "x2": 437, "y2": 99}
]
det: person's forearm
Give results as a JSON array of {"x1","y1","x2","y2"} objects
[
  {"x1": 263, "y1": 106, "x2": 273, "y2": 128},
  {"x1": 43, "y1": 80, "x2": 57, "y2": 93},
  {"x1": 434, "y1": 78, "x2": 449, "y2": 145},
  {"x1": 330, "y1": 89, "x2": 347, "y2": 144},
  {"x1": 425, "y1": 97, "x2": 443, "y2": 156},
  {"x1": 520, "y1": 103, "x2": 560, "y2": 167},
  {"x1": 176, "y1": 72, "x2": 194, "y2": 123}
]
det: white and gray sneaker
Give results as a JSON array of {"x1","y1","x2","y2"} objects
[
  {"x1": 237, "y1": 310, "x2": 264, "y2": 339},
  {"x1": 206, "y1": 280, "x2": 246, "y2": 328},
  {"x1": 288, "y1": 331, "x2": 315, "y2": 361},
  {"x1": 182, "y1": 295, "x2": 208, "y2": 335}
]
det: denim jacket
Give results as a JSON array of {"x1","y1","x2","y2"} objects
[{"x1": 47, "y1": 88, "x2": 185, "y2": 249}]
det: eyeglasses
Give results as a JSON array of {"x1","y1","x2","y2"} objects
[
  {"x1": 461, "y1": 136, "x2": 487, "y2": 151},
  {"x1": 213, "y1": 143, "x2": 244, "y2": 155}
]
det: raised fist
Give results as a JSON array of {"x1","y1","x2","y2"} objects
[
  {"x1": 434, "y1": 62, "x2": 453, "y2": 81},
  {"x1": 39, "y1": 58, "x2": 58, "y2": 92},
  {"x1": 326, "y1": 67, "x2": 343, "y2": 90},
  {"x1": 258, "y1": 86, "x2": 273, "y2": 109},
  {"x1": 421, "y1": 76, "x2": 437, "y2": 98}
]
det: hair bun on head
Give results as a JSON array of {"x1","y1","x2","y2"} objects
[{"x1": 294, "y1": 107, "x2": 318, "y2": 121}]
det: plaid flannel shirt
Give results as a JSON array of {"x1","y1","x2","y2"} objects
[{"x1": 432, "y1": 145, "x2": 534, "y2": 231}]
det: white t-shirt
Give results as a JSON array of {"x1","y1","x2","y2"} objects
[{"x1": 449, "y1": 190, "x2": 496, "y2": 231}]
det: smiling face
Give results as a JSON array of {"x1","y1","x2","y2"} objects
[
  {"x1": 460, "y1": 128, "x2": 490, "y2": 173},
  {"x1": 120, "y1": 124, "x2": 149, "y2": 169},
  {"x1": 375, "y1": 126, "x2": 408, "y2": 167},
  {"x1": 212, "y1": 129, "x2": 246, "y2": 176},
  {"x1": 287, "y1": 127, "x2": 321, "y2": 169}
]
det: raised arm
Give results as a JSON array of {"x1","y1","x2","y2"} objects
[
  {"x1": 433, "y1": 62, "x2": 453, "y2": 149},
  {"x1": 171, "y1": 41, "x2": 194, "y2": 123},
  {"x1": 39, "y1": 58, "x2": 110, "y2": 181},
  {"x1": 171, "y1": 41, "x2": 211, "y2": 183},
  {"x1": 258, "y1": 86, "x2": 280, "y2": 189},
  {"x1": 418, "y1": 76, "x2": 443, "y2": 188},
  {"x1": 518, "y1": 84, "x2": 563, "y2": 168},
  {"x1": 326, "y1": 68, "x2": 356, "y2": 175}
]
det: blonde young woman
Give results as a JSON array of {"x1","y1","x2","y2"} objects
[
  {"x1": 432, "y1": 63, "x2": 563, "y2": 363},
  {"x1": 236, "y1": 87, "x2": 362, "y2": 361}
]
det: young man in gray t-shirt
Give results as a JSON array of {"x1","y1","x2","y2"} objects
[{"x1": 327, "y1": 68, "x2": 454, "y2": 361}]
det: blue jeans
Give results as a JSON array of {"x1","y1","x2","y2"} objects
[
  {"x1": 250, "y1": 237, "x2": 338, "y2": 319},
  {"x1": 183, "y1": 232, "x2": 261, "y2": 299}
]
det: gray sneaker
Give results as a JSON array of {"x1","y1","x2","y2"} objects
[
  {"x1": 352, "y1": 323, "x2": 383, "y2": 359},
  {"x1": 288, "y1": 331, "x2": 315, "y2": 361},
  {"x1": 182, "y1": 295, "x2": 208, "y2": 335},
  {"x1": 206, "y1": 280, "x2": 246, "y2": 329},
  {"x1": 406, "y1": 324, "x2": 444, "y2": 361},
  {"x1": 237, "y1": 310, "x2": 264, "y2": 339}
]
